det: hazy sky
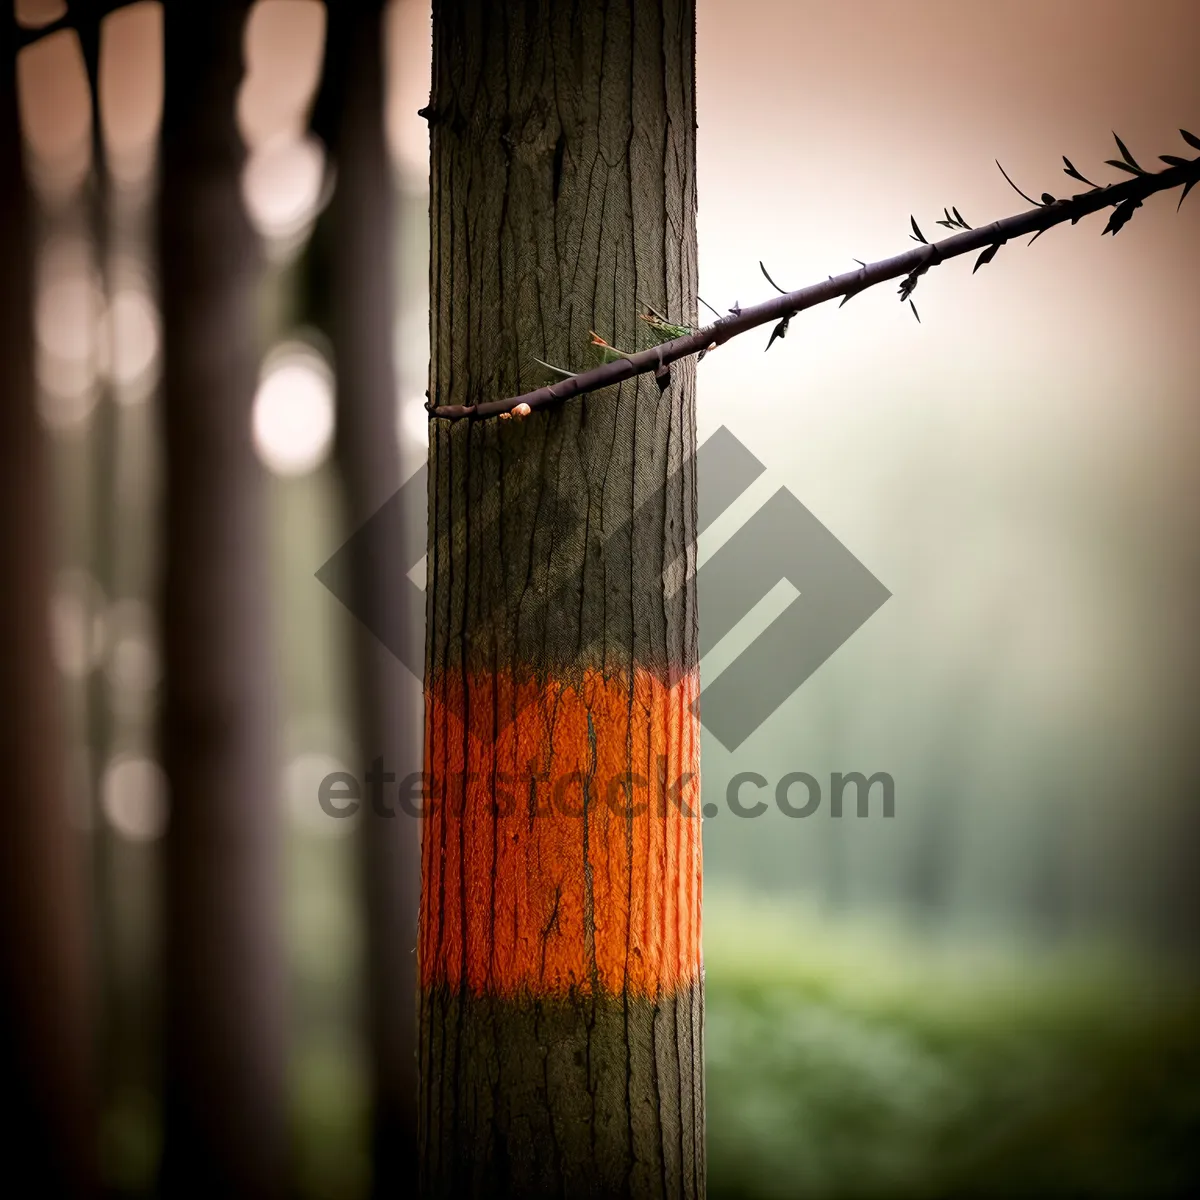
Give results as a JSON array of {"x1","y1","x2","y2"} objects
[{"x1": 685, "y1": 0, "x2": 1200, "y2": 928}]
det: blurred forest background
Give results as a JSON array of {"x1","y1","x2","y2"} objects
[{"x1": 6, "y1": 0, "x2": 1200, "y2": 1197}]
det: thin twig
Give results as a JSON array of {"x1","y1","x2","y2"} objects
[
  {"x1": 14, "y1": 0, "x2": 137, "y2": 52},
  {"x1": 430, "y1": 145, "x2": 1200, "y2": 422}
]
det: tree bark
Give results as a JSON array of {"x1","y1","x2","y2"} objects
[
  {"x1": 0, "y1": 17, "x2": 96, "y2": 1198},
  {"x1": 420, "y1": 3, "x2": 704, "y2": 1196},
  {"x1": 310, "y1": 0, "x2": 421, "y2": 1190},
  {"x1": 157, "y1": 4, "x2": 286, "y2": 1196}
]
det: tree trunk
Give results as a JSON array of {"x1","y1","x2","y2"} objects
[
  {"x1": 76, "y1": 2, "x2": 126, "y2": 1133},
  {"x1": 0, "y1": 17, "x2": 95, "y2": 1198},
  {"x1": 157, "y1": 4, "x2": 286, "y2": 1195},
  {"x1": 310, "y1": 0, "x2": 421, "y2": 1190},
  {"x1": 420, "y1": 3, "x2": 704, "y2": 1196}
]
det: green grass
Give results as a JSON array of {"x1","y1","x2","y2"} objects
[{"x1": 703, "y1": 890, "x2": 1200, "y2": 1199}]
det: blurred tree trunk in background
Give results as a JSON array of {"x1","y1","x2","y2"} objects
[
  {"x1": 308, "y1": 0, "x2": 421, "y2": 1190},
  {"x1": 157, "y1": 3, "x2": 286, "y2": 1196},
  {"x1": 420, "y1": 2, "x2": 704, "y2": 1194},
  {"x1": 75, "y1": 1, "x2": 126, "y2": 1140},
  {"x1": 0, "y1": 13, "x2": 96, "y2": 1199}
]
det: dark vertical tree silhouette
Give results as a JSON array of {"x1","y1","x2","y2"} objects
[
  {"x1": 307, "y1": 0, "x2": 421, "y2": 1190},
  {"x1": 156, "y1": 3, "x2": 286, "y2": 1195},
  {"x1": 0, "y1": 11, "x2": 96, "y2": 1198},
  {"x1": 74, "y1": 0, "x2": 127, "y2": 1130},
  {"x1": 420, "y1": 2, "x2": 704, "y2": 1195}
]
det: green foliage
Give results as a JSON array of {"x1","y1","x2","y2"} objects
[{"x1": 704, "y1": 890, "x2": 1200, "y2": 1199}]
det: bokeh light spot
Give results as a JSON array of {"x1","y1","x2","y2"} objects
[
  {"x1": 51, "y1": 569, "x2": 106, "y2": 679},
  {"x1": 101, "y1": 754, "x2": 169, "y2": 843},
  {"x1": 241, "y1": 134, "x2": 325, "y2": 245},
  {"x1": 17, "y1": 27, "x2": 91, "y2": 198},
  {"x1": 100, "y1": 2, "x2": 164, "y2": 187},
  {"x1": 286, "y1": 752, "x2": 359, "y2": 836},
  {"x1": 107, "y1": 286, "x2": 160, "y2": 389},
  {"x1": 252, "y1": 345, "x2": 335, "y2": 476}
]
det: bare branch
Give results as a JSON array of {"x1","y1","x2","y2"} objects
[
  {"x1": 430, "y1": 141, "x2": 1200, "y2": 422},
  {"x1": 15, "y1": 0, "x2": 138, "y2": 52}
]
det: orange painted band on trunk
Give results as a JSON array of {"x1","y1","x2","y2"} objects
[{"x1": 419, "y1": 667, "x2": 702, "y2": 999}]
